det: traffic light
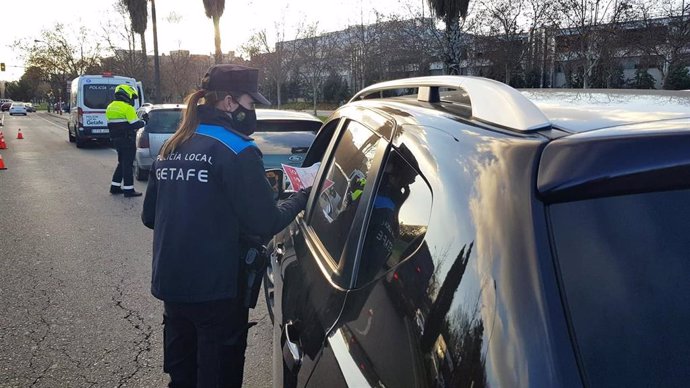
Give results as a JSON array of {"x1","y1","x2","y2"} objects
[{"x1": 0, "y1": 63, "x2": 5, "y2": 72}]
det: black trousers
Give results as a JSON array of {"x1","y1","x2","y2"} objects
[
  {"x1": 111, "y1": 137, "x2": 136, "y2": 190},
  {"x1": 163, "y1": 298, "x2": 250, "y2": 388}
]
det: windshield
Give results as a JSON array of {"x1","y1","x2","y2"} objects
[
  {"x1": 549, "y1": 188, "x2": 690, "y2": 387},
  {"x1": 147, "y1": 109, "x2": 182, "y2": 133},
  {"x1": 83, "y1": 84, "x2": 117, "y2": 109}
]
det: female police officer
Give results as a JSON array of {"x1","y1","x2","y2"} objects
[{"x1": 141, "y1": 64, "x2": 309, "y2": 387}]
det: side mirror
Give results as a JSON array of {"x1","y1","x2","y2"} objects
[{"x1": 142, "y1": 113, "x2": 150, "y2": 123}]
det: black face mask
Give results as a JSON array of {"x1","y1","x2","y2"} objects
[{"x1": 230, "y1": 105, "x2": 257, "y2": 135}]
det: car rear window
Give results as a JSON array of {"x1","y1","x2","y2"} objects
[
  {"x1": 549, "y1": 189, "x2": 690, "y2": 387},
  {"x1": 256, "y1": 120, "x2": 321, "y2": 133},
  {"x1": 147, "y1": 110, "x2": 182, "y2": 133},
  {"x1": 83, "y1": 84, "x2": 117, "y2": 109}
]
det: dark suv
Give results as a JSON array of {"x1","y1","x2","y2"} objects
[{"x1": 264, "y1": 77, "x2": 690, "y2": 388}]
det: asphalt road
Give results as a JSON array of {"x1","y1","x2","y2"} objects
[{"x1": 0, "y1": 112, "x2": 273, "y2": 387}]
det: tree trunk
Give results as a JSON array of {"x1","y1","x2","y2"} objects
[
  {"x1": 444, "y1": 14, "x2": 462, "y2": 75},
  {"x1": 277, "y1": 80, "x2": 282, "y2": 108},
  {"x1": 140, "y1": 32, "x2": 148, "y2": 87},
  {"x1": 151, "y1": 0, "x2": 161, "y2": 103},
  {"x1": 214, "y1": 16, "x2": 222, "y2": 64},
  {"x1": 313, "y1": 82, "x2": 317, "y2": 116}
]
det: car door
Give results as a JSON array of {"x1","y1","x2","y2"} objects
[
  {"x1": 306, "y1": 146, "x2": 435, "y2": 388},
  {"x1": 272, "y1": 110, "x2": 392, "y2": 387}
]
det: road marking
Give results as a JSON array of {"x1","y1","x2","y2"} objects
[
  {"x1": 36, "y1": 115, "x2": 117, "y2": 154},
  {"x1": 36, "y1": 114, "x2": 68, "y2": 131}
]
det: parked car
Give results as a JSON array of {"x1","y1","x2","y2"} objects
[
  {"x1": 24, "y1": 103, "x2": 35, "y2": 112},
  {"x1": 1, "y1": 100, "x2": 12, "y2": 112},
  {"x1": 264, "y1": 77, "x2": 690, "y2": 388},
  {"x1": 9, "y1": 103, "x2": 27, "y2": 116},
  {"x1": 134, "y1": 104, "x2": 323, "y2": 181}
]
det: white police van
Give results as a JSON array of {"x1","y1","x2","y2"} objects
[{"x1": 67, "y1": 73, "x2": 144, "y2": 148}]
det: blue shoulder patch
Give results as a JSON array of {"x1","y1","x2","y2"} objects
[
  {"x1": 195, "y1": 124, "x2": 257, "y2": 154},
  {"x1": 374, "y1": 195, "x2": 395, "y2": 210}
]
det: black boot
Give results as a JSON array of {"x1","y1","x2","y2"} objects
[
  {"x1": 110, "y1": 185, "x2": 123, "y2": 195},
  {"x1": 124, "y1": 189, "x2": 142, "y2": 198}
]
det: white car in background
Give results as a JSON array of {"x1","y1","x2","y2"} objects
[{"x1": 9, "y1": 103, "x2": 27, "y2": 116}]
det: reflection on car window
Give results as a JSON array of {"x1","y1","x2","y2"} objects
[
  {"x1": 549, "y1": 189, "x2": 690, "y2": 387},
  {"x1": 83, "y1": 84, "x2": 117, "y2": 109},
  {"x1": 356, "y1": 149, "x2": 431, "y2": 286},
  {"x1": 310, "y1": 120, "x2": 382, "y2": 264},
  {"x1": 147, "y1": 110, "x2": 182, "y2": 133}
]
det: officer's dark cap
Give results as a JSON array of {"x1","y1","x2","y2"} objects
[{"x1": 201, "y1": 64, "x2": 271, "y2": 105}]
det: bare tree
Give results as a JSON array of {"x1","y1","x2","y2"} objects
[
  {"x1": 15, "y1": 23, "x2": 103, "y2": 102},
  {"x1": 633, "y1": 0, "x2": 690, "y2": 87},
  {"x1": 101, "y1": 1, "x2": 144, "y2": 78},
  {"x1": 242, "y1": 19, "x2": 307, "y2": 107},
  {"x1": 297, "y1": 23, "x2": 340, "y2": 114},
  {"x1": 555, "y1": 0, "x2": 635, "y2": 88},
  {"x1": 159, "y1": 51, "x2": 209, "y2": 102},
  {"x1": 474, "y1": 0, "x2": 528, "y2": 85}
]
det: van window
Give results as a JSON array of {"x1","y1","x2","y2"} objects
[{"x1": 83, "y1": 84, "x2": 117, "y2": 109}]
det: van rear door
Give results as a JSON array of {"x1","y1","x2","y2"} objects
[{"x1": 81, "y1": 81, "x2": 117, "y2": 134}]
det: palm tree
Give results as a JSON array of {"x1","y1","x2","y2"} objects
[
  {"x1": 123, "y1": 0, "x2": 149, "y2": 81},
  {"x1": 426, "y1": 0, "x2": 471, "y2": 74},
  {"x1": 203, "y1": 0, "x2": 226, "y2": 64}
]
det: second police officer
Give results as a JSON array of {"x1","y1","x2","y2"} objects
[
  {"x1": 141, "y1": 64, "x2": 310, "y2": 387},
  {"x1": 106, "y1": 84, "x2": 145, "y2": 197}
]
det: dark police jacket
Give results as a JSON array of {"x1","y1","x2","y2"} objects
[{"x1": 141, "y1": 105, "x2": 308, "y2": 303}]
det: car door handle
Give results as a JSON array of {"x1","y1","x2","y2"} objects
[
  {"x1": 282, "y1": 321, "x2": 303, "y2": 372},
  {"x1": 291, "y1": 146, "x2": 309, "y2": 154}
]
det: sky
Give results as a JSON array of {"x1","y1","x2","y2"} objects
[{"x1": 0, "y1": 0, "x2": 427, "y2": 82}]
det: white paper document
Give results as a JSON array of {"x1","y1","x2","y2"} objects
[{"x1": 281, "y1": 162, "x2": 321, "y2": 191}]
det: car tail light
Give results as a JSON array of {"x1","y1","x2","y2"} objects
[
  {"x1": 137, "y1": 130, "x2": 150, "y2": 148},
  {"x1": 77, "y1": 107, "x2": 83, "y2": 127}
]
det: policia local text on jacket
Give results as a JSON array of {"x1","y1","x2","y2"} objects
[
  {"x1": 141, "y1": 104, "x2": 308, "y2": 302},
  {"x1": 107, "y1": 84, "x2": 145, "y2": 197}
]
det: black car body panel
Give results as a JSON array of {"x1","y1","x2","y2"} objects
[{"x1": 268, "y1": 81, "x2": 690, "y2": 388}]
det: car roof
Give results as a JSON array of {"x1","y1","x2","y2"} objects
[
  {"x1": 521, "y1": 89, "x2": 690, "y2": 133},
  {"x1": 148, "y1": 103, "x2": 185, "y2": 111},
  {"x1": 144, "y1": 105, "x2": 322, "y2": 122},
  {"x1": 256, "y1": 109, "x2": 322, "y2": 122}
]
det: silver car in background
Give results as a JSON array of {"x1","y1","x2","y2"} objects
[{"x1": 134, "y1": 104, "x2": 323, "y2": 180}]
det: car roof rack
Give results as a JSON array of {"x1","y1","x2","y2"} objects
[{"x1": 349, "y1": 76, "x2": 551, "y2": 132}]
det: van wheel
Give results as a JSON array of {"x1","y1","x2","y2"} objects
[
  {"x1": 75, "y1": 135, "x2": 85, "y2": 148},
  {"x1": 68, "y1": 128, "x2": 75, "y2": 143},
  {"x1": 134, "y1": 163, "x2": 148, "y2": 181}
]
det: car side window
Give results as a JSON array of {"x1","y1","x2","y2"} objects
[
  {"x1": 355, "y1": 149, "x2": 432, "y2": 287},
  {"x1": 310, "y1": 120, "x2": 383, "y2": 265}
]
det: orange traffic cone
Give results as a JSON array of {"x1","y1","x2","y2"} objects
[
  {"x1": 0, "y1": 134, "x2": 6, "y2": 150},
  {"x1": 0, "y1": 154, "x2": 6, "y2": 170},
  {"x1": 17, "y1": 128, "x2": 23, "y2": 140}
]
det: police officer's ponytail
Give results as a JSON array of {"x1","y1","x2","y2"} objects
[{"x1": 159, "y1": 89, "x2": 207, "y2": 158}]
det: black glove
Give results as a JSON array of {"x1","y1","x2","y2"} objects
[{"x1": 300, "y1": 186, "x2": 312, "y2": 197}]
